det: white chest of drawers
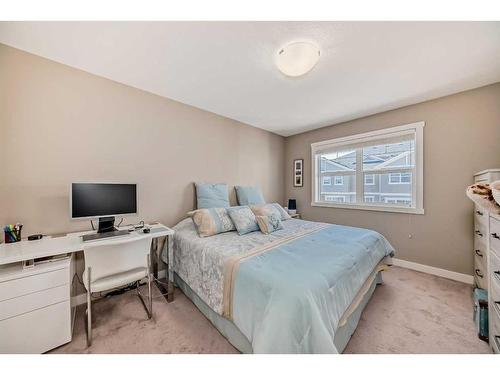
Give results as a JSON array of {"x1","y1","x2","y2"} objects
[
  {"x1": 473, "y1": 169, "x2": 500, "y2": 291},
  {"x1": 0, "y1": 255, "x2": 75, "y2": 353}
]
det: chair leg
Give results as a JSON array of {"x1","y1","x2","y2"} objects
[{"x1": 86, "y1": 267, "x2": 92, "y2": 347}]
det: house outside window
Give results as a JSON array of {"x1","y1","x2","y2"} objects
[
  {"x1": 322, "y1": 176, "x2": 331, "y2": 185},
  {"x1": 324, "y1": 195, "x2": 345, "y2": 203},
  {"x1": 311, "y1": 122, "x2": 424, "y2": 214}
]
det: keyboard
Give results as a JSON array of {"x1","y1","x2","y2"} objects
[{"x1": 82, "y1": 230, "x2": 130, "y2": 242}]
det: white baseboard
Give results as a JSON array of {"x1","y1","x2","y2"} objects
[
  {"x1": 392, "y1": 258, "x2": 473, "y2": 285},
  {"x1": 72, "y1": 270, "x2": 168, "y2": 307}
]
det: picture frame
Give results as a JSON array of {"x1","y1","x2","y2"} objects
[{"x1": 293, "y1": 159, "x2": 303, "y2": 187}]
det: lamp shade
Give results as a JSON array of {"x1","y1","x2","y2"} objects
[{"x1": 288, "y1": 199, "x2": 297, "y2": 210}]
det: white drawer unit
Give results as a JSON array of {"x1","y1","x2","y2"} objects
[
  {"x1": 472, "y1": 169, "x2": 500, "y2": 293},
  {"x1": 0, "y1": 255, "x2": 75, "y2": 353}
]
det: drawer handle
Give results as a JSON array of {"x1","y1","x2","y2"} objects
[
  {"x1": 475, "y1": 249, "x2": 483, "y2": 257},
  {"x1": 492, "y1": 233, "x2": 500, "y2": 240},
  {"x1": 475, "y1": 269, "x2": 484, "y2": 278},
  {"x1": 475, "y1": 230, "x2": 483, "y2": 237},
  {"x1": 476, "y1": 210, "x2": 484, "y2": 216},
  {"x1": 495, "y1": 271, "x2": 500, "y2": 282}
]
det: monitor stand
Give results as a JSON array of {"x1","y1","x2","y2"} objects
[{"x1": 97, "y1": 216, "x2": 117, "y2": 233}]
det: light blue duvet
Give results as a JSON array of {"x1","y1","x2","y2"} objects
[{"x1": 231, "y1": 224, "x2": 394, "y2": 353}]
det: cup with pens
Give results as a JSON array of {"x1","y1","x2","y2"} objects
[{"x1": 4, "y1": 223, "x2": 23, "y2": 243}]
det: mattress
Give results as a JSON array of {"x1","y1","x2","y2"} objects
[
  {"x1": 175, "y1": 270, "x2": 383, "y2": 353},
  {"x1": 166, "y1": 217, "x2": 394, "y2": 353}
]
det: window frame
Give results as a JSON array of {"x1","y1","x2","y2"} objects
[{"x1": 311, "y1": 121, "x2": 424, "y2": 214}]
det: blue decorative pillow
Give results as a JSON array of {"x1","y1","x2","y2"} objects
[
  {"x1": 196, "y1": 183, "x2": 230, "y2": 209},
  {"x1": 226, "y1": 206, "x2": 259, "y2": 235},
  {"x1": 235, "y1": 186, "x2": 265, "y2": 206}
]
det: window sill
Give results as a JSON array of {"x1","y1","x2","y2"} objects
[{"x1": 311, "y1": 201, "x2": 424, "y2": 215}]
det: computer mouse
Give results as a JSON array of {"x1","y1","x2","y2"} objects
[{"x1": 143, "y1": 227, "x2": 150, "y2": 233}]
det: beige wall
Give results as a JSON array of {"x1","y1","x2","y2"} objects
[
  {"x1": 285, "y1": 83, "x2": 500, "y2": 275},
  {"x1": 0, "y1": 44, "x2": 285, "y2": 236}
]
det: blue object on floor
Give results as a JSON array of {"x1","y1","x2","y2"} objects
[{"x1": 473, "y1": 288, "x2": 489, "y2": 342}]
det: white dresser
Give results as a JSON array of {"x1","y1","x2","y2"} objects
[
  {"x1": 0, "y1": 255, "x2": 75, "y2": 353},
  {"x1": 473, "y1": 169, "x2": 500, "y2": 291},
  {"x1": 489, "y1": 213, "x2": 500, "y2": 353}
]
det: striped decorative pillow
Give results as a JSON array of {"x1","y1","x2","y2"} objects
[
  {"x1": 188, "y1": 208, "x2": 235, "y2": 237},
  {"x1": 256, "y1": 213, "x2": 283, "y2": 234}
]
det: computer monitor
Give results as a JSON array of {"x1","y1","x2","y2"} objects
[{"x1": 71, "y1": 183, "x2": 137, "y2": 233}]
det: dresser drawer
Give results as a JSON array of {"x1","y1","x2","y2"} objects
[
  {"x1": 491, "y1": 300, "x2": 500, "y2": 354},
  {"x1": 0, "y1": 300, "x2": 71, "y2": 353},
  {"x1": 490, "y1": 217, "x2": 500, "y2": 259},
  {"x1": 491, "y1": 251, "x2": 500, "y2": 291},
  {"x1": 491, "y1": 273, "x2": 500, "y2": 316},
  {"x1": 0, "y1": 284, "x2": 69, "y2": 321},
  {"x1": 474, "y1": 259, "x2": 488, "y2": 290},
  {"x1": 0, "y1": 268, "x2": 68, "y2": 302}
]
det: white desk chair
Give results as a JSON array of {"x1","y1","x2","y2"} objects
[{"x1": 82, "y1": 235, "x2": 153, "y2": 346}]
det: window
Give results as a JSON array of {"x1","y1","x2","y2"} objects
[
  {"x1": 388, "y1": 172, "x2": 411, "y2": 184},
  {"x1": 364, "y1": 174, "x2": 375, "y2": 185},
  {"x1": 334, "y1": 176, "x2": 344, "y2": 185},
  {"x1": 311, "y1": 122, "x2": 424, "y2": 214},
  {"x1": 322, "y1": 176, "x2": 331, "y2": 185}
]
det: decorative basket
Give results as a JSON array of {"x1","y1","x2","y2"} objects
[
  {"x1": 491, "y1": 180, "x2": 500, "y2": 207},
  {"x1": 466, "y1": 183, "x2": 500, "y2": 214}
]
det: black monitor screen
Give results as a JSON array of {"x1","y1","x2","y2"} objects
[{"x1": 71, "y1": 183, "x2": 137, "y2": 218}]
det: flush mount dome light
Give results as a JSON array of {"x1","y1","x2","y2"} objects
[{"x1": 276, "y1": 41, "x2": 321, "y2": 77}]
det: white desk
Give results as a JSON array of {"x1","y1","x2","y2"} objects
[
  {"x1": 0, "y1": 223, "x2": 174, "y2": 265},
  {"x1": 0, "y1": 223, "x2": 174, "y2": 353}
]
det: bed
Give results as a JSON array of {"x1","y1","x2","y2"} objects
[{"x1": 164, "y1": 217, "x2": 394, "y2": 353}]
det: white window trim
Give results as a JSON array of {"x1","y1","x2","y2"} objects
[
  {"x1": 322, "y1": 176, "x2": 331, "y2": 185},
  {"x1": 311, "y1": 121, "x2": 424, "y2": 215}
]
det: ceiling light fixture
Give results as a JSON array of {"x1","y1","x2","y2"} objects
[{"x1": 276, "y1": 41, "x2": 321, "y2": 77}]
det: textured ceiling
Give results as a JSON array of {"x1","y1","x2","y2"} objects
[{"x1": 1, "y1": 21, "x2": 500, "y2": 136}]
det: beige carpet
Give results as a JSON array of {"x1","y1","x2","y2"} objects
[{"x1": 51, "y1": 266, "x2": 491, "y2": 354}]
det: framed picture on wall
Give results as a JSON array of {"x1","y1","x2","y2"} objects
[{"x1": 294, "y1": 159, "x2": 303, "y2": 187}]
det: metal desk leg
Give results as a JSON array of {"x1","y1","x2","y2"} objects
[
  {"x1": 151, "y1": 236, "x2": 174, "y2": 302},
  {"x1": 166, "y1": 235, "x2": 174, "y2": 302}
]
